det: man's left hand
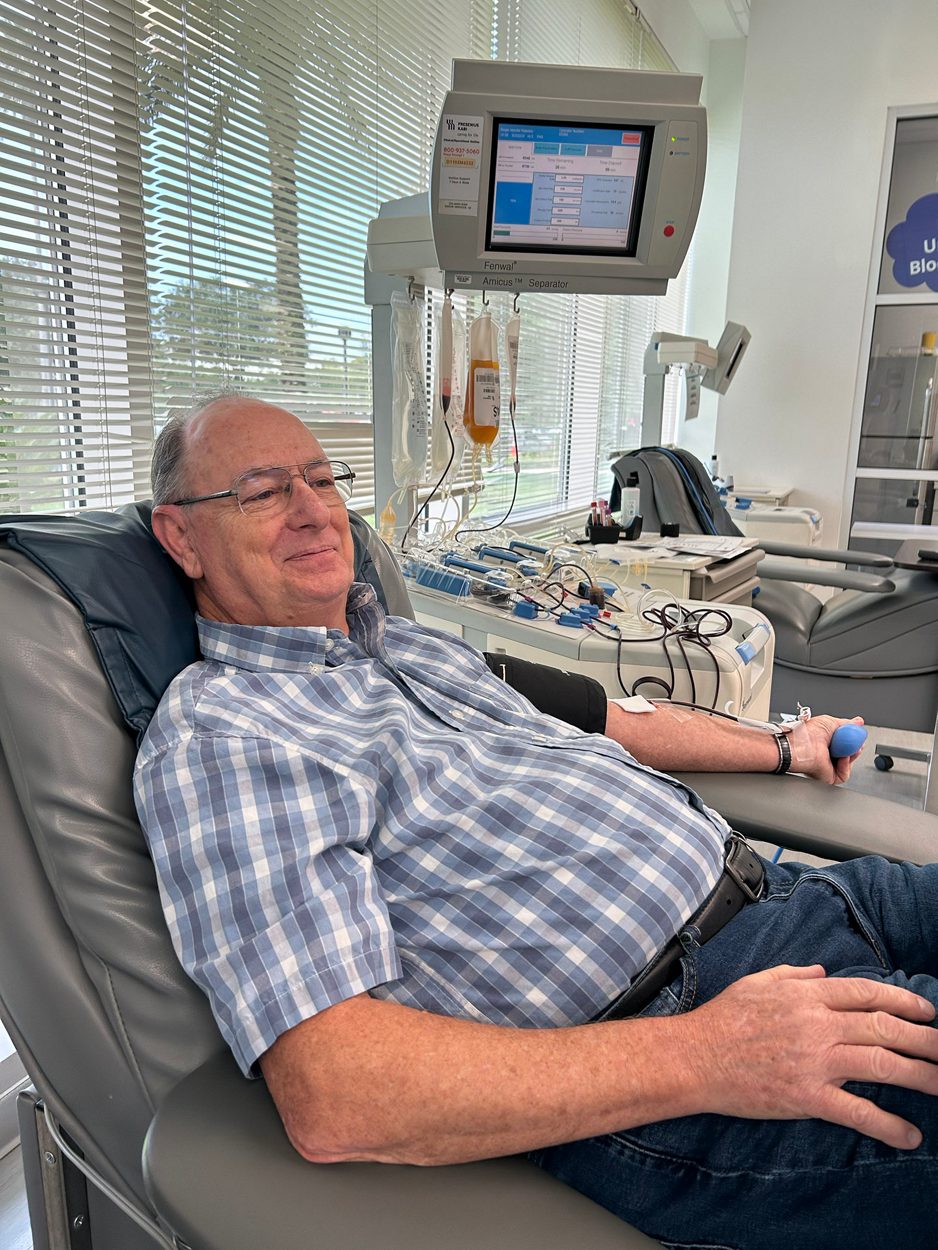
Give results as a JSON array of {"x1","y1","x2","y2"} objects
[{"x1": 787, "y1": 715, "x2": 865, "y2": 785}]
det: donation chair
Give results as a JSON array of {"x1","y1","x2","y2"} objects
[
  {"x1": 1, "y1": 502, "x2": 936, "y2": 1250},
  {"x1": 611, "y1": 447, "x2": 938, "y2": 736}
]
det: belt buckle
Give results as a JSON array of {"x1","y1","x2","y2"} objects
[{"x1": 724, "y1": 831, "x2": 764, "y2": 902}]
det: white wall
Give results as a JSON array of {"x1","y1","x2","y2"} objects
[
  {"x1": 680, "y1": 38, "x2": 747, "y2": 465},
  {"x1": 717, "y1": 0, "x2": 938, "y2": 540},
  {"x1": 641, "y1": 0, "x2": 709, "y2": 74}
]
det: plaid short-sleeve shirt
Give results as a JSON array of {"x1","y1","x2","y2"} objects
[{"x1": 134, "y1": 584, "x2": 728, "y2": 1075}]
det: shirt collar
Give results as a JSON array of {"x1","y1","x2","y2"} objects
[{"x1": 197, "y1": 582, "x2": 381, "y2": 673}]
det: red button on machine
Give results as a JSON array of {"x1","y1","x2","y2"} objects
[{"x1": 663, "y1": 224, "x2": 675, "y2": 237}]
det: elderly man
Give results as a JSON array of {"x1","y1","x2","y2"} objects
[{"x1": 135, "y1": 395, "x2": 938, "y2": 1250}]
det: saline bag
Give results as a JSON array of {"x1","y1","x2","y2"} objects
[{"x1": 390, "y1": 288, "x2": 429, "y2": 487}]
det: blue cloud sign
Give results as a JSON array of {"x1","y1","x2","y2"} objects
[{"x1": 886, "y1": 193, "x2": 938, "y2": 292}]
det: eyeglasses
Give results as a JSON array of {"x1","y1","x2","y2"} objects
[{"x1": 171, "y1": 459, "x2": 355, "y2": 516}]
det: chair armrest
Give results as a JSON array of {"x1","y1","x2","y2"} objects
[
  {"x1": 757, "y1": 540, "x2": 895, "y2": 568},
  {"x1": 676, "y1": 772, "x2": 937, "y2": 865},
  {"x1": 143, "y1": 1052, "x2": 654, "y2": 1250},
  {"x1": 757, "y1": 557, "x2": 895, "y2": 593},
  {"x1": 756, "y1": 540, "x2": 895, "y2": 593}
]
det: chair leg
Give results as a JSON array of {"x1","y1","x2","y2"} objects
[
  {"x1": 17, "y1": 1089, "x2": 84, "y2": 1250},
  {"x1": 16, "y1": 1093, "x2": 164, "y2": 1250},
  {"x1": 872, "y1": 741, "x2": 931, "y2": 768},
  {"x1": 872, "y1": 731, "x2": 938, "y2": 817}
]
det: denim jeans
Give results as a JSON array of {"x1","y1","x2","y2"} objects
[{"x1": 528, "y1": 855, "x2": 938, "y2": 1250}]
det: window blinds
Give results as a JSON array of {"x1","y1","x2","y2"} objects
[
  {"x1": 1, "y1": 0, "x2": 151, "y2": 511},
  {"x1": 140, "y1": 0, "x2": 491, "y2": 511},
  {"x1": 0, "y1": 0, "x2": 690, "y2": 517}
]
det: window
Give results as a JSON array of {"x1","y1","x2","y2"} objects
[
  {"x1": 1, "y1": 0, "x2": 690, "y2": 518},
  {"x1": 1, "y1": 0, "x2": 151, "y2": 510}
]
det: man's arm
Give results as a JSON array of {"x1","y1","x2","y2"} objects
[
  {"x1": 604, "y1": 701, "x2": 863, "y2": 784},
  {"x1": 484, "y1": 650, "x2": 862, "y2": 784},
  {"x1": 134, "y1": 723, "x2": 404, "y2": 1078},
  {"x1": 261, "y1": 968, "x2": 938, "y2": 1165}
]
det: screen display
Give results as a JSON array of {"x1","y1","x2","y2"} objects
[{"x1": 486, "y1": 119, "x2": 653, "y2": 255}]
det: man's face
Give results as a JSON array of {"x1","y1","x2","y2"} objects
[{"x1": 153, "y1": 400, "x2": 356, "y2": 631}]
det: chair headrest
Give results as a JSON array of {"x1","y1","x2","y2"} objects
[{"x1": 0, "y1": 501, "x2": 394, "y2": 743}]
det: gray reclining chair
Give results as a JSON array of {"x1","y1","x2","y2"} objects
[
  {"x1": 611, "y1": 447, "x2": 938, "y2": 735},
  {"x1": 2, "y1": 501, "x2": 936, "y2": 1250}
]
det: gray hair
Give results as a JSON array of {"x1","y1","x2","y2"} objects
[{"x1": 150, "y1": 392, "x2": 250, "y2": 505}]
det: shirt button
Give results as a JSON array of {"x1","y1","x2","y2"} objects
[
  {"x1": 307, "y1": 662, "x2": 321, "y2": 674},
  {"x1": 324, "y1": 639, "x2": 334, "y2": 651}
]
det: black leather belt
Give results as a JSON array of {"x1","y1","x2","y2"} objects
[{"x1": 594, "y1": 832, "x2": 765, "y2": 1023}]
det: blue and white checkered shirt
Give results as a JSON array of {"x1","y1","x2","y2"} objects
[{"x1": 134, "y1": 583, "x2": 729, "y2": 1075}]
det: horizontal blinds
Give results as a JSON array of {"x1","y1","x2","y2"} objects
[
  {"x1": 140, "y1": 0, "x2": 492, "y2": 512},
  {"x1": 0, "y1": 0, "x2": 152, "y2": 511}
]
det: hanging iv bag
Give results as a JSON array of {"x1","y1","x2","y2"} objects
[
  {"x1": 390, "y1": 289, "x2": 429, "y2": 487},
  {"x1": 464, "y1": 308, "x2": 500, "y2": 448},
  {"x1": 431, "y1": 294, "x2": 467, "y2": 477}
]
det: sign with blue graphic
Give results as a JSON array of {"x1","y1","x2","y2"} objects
[{"x1": 886, "y1": 193, "x2": 938, "y2": 292}]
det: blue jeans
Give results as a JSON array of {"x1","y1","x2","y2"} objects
[{"x1": 528, "y1": 855, "x2": 938, "y2": 1250}]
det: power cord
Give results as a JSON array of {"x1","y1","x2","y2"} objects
[{"x1": 624, "y1": 603, "x2": 734, "y2": 706}]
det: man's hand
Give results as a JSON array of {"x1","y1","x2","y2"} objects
[
  {"x1": 787, "y1": 715, "x2": 866, "y2": 784},
  {"x1": 682, "y1": 964, "x2": 938, "y2": 1149}
]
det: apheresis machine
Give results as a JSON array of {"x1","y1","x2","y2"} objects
[{"x1": 364, "y1": 58, "x2": 776, "y2": 722}]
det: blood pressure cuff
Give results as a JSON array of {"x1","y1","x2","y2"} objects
[{"x1": 483, "y1": 652, "x2": 607, "y2": 735}]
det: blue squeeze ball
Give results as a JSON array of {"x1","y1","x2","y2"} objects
[{"x1": 829, "y1": 724, "x2": 868, "y2": 758}]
